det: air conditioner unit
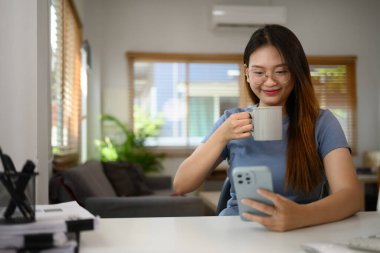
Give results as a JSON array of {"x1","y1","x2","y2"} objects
[{"x1": 211, "y1": 5, "x2": 287, "y2": 29}]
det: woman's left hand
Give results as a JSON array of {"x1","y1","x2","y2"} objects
[{"x1": 241, "y1": 189, "x2": 307, "y2": 232}]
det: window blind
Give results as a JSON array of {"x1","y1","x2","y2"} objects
[
  {"x1": 309, "y1": 57, "x2": 357, "y2": 154},
  {"x1": 51, "y1": 0, "x2": 82, "y2": 167}
]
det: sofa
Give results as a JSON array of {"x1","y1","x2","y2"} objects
[{"x1": 49, "y1": 160, "x2": 204, "y2": 218}]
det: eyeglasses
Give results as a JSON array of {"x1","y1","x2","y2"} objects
[{"x1": 248, "y1": 67, "x2": 291, "y2": 85}]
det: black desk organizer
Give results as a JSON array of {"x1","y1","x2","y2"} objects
[
  {"x1": 0, "y1": 148, "x2": 82, "y2": 253},
  {"x1": 0, "y1": 171, "x2": 37, "y2": 223},
  {"x1": 0, "y1": 147, "x2": 37, "y2": 223}
]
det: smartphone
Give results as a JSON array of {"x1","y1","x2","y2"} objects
[{"x1": 232, "y1": 166, "x2": 274, "y2": 221}]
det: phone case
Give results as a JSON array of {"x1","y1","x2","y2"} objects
[{"x1": 232, "y1": 166, "x2": 274, "y2": 221}]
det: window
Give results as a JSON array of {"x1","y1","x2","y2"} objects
[
  {"x1": 128, "y1": 53, "x2": 357, "y2": 154},
  {"x1": 127, "y1": 53, "x2": 243, "y2": 150},
  {"x1": 50, "y1": 0, "x2": 83, "y2": 170},
  {"x1": 308, "y1": 56, "x2": 357, "y2": 154}
]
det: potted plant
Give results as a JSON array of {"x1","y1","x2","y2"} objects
[{"x1": 95, "y1": 108, "x2": 165, "y2": 174}]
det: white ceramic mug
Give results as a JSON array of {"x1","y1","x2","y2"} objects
[{"x1": 249, "y1": 106, "x2": 282, "y2": 141}]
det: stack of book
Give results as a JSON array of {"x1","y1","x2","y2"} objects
[{"x1": 0, "y1": 201, "x2": 98, "y2": 253}]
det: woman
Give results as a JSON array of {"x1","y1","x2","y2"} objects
[{"x1": 173, "y1": 25, "x2": 363, "y2": 232}]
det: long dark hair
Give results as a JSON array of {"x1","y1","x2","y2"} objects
[{"x1": 243, "y1": 25, "x2": 323, "y2": 193}]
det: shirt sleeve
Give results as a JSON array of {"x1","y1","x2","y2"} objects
[
  {"x1": 201, "y1": 108, "x2": 242, "y2": 160},
  {"x1": 315, "y1": 109, "x2": 350, "y2": 159}
]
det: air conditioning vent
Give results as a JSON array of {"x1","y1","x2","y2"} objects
[{"x1": 211, "y1": 5, "x2": 287, "y2": 29}]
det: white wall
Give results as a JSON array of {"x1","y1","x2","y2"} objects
[
  {"x1": 0, "y1": 0, "x2": 51, "y2": 204},
  {"x1": 72, "y1": 0, "x2": 103, "y2": 160},
  {"x1": 81, "y1": 0, "x2": 380, "y2": 175}
]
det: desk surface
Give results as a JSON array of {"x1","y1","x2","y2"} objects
[{"x1": 80, "y1": 212, "x2": 380, "y2": 253}]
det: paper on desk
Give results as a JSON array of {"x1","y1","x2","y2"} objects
[
  {"x1": 35, "y1": 201, "x2": 95, "y2": 221},
  {"x1": 0, "y1": 201, "x2": 99, "y2": 235}
]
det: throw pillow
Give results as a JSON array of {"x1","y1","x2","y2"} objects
[{"x1": 102, "y1": 161, "x2": 153, "y2": 196}]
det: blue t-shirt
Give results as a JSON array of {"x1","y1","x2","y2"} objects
[{"x1": 202, "y1": 106, "x2": 350, "y2": 216}]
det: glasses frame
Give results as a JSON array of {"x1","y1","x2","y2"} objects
[{"x1": 247, "y1": 66, "x2": 291, "y2": 85}]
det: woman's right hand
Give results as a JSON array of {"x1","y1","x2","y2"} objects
[
  {"x1": 173, "y1": 111, "x2": 252, "y2": 195},
  {"x1": 217, "y1": 112, "x2": 253, "y2": 143}
]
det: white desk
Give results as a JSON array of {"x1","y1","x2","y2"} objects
[{"x1": 80, "y1": 212, "x2": 380, "y2": 253}]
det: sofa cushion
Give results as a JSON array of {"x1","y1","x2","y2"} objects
[
  {"x1": 102, "y1": 161, "x2": 153, "y2": 196},
  {"x1": 62, "y1": 160, "x2": 117, "y2": 204}
]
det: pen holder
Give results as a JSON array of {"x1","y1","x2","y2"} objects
[{"x1": 0, "y1": 172, "x2": 38, "y2": 223}]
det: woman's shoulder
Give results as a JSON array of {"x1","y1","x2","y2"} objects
[
  {"x1": 316, "y1": 108, "x2": 343, "y2": 132},
  {"x1": 317, "y1": 108, "x2": 337, "y2": 122},
  {"x1": 315, "y1": 108, "x2": 350, "y2": 156}
]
